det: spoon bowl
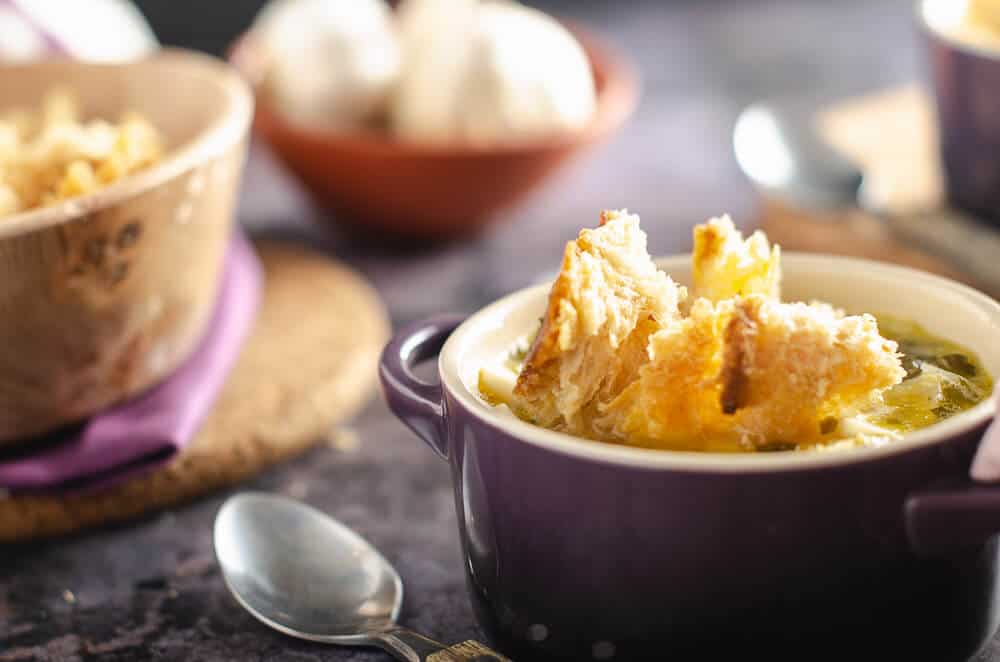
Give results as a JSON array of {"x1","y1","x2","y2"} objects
[
  {"x1": 214, "y1": 492, "x2": 401, "y2": 644},
  {"x1": 732, "y1": 100, "x2": 862, "y2": 211},
  {"x1": 214, "y1": 492, "x2": 509, "y2": 660}
]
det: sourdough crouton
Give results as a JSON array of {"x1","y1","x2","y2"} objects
[
  {"x1": 602, "y1": 294, "x2": 905, "y2": 450},
  {"x1": 692, "y1": 215, "x2": 781, "y2": 301},
  {"x1": 600, "y1": 296, "x2": 730, "y2": 450},
  {"x1": 512, "y1": 209, "x2": 686, "y2": 433}
]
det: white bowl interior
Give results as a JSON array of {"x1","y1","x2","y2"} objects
[{"x1": 442, "y1": 253, "x2": 1000, "y2": 472}]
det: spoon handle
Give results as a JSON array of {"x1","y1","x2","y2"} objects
[
  {"x1": 374, "y1": 627, "x2": 512, "y2": 662},
  {"x1": 881, "y1": 207, "x2": 1000, "y2": 296}
]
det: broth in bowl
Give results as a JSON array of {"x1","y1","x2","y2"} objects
[{"x1": 477, "y1": 212, "x2": 992, "y2": 453}]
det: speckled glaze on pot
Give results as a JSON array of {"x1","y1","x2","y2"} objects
[
  {"x1": 919, "y1": 0, "x2": 1000, "y2": 223},
  {"x1": 381, "y1": 254, "x2": 1000, "y2": 661}
]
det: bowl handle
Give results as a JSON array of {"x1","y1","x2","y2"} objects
[
  {"x1": 905, "y1": 485, "x2": 1000, "y2": 556},
  {"x1": 379, "y1": 315, "x2": 465, "y2": 460}
]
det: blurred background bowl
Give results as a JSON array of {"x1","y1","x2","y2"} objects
[
  {"x1": 0, "y1": 50, "x2": 252, "y2": 444},
  {"x1": 918, "y1": 0, "x2": 1000, "y2": 224},
  {"x1": 229, "y1": 24, "x2": 638, "y2": 240}
]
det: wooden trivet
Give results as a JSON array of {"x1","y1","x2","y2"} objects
[{"x1": 0, "y1": 240, "x2": 389, "y2": 542}]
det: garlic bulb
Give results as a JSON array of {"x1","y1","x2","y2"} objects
[
  {"x1": 393, "y1": 0, "x2": 597, "y2": 144},
  {"x1": 253, "y1": 0, "x2": 400, "y2": 128},
  {"x1": 392, "y1": 0, "x2": 479, "y2": 141}
]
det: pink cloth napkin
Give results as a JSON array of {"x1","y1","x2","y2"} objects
[{"x1": 0, "y1": 231, "x2": 262, "y2": 495}]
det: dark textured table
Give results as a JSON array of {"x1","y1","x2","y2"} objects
[{"x1": 4, "y1": 0, "x2": 1000, "y2": 660}]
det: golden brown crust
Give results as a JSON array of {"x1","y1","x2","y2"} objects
[
  {"x1": 512, "y1": 209, "x2": 684, "y2": 432},
  {"x1": 719, "y1": 298, "x2": 758, "y2": 414},
  {"x1": 513, "y1": 241, "x2": 579, "y2": 393},
  {"x1": 693, "y1": 220, "x2": 725, "y2": 263}
]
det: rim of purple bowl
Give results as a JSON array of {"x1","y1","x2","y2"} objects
[{"x1": 439, "y1": 252, "x2": 1000, "y2": 474}]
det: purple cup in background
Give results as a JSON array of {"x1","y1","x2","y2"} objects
[
  {"x1": 381, "y1": 253, "x2": 1000, "y2": 661},
  {"x1": 919, "y1": 0, "x2": 1000, "y2": 224}
]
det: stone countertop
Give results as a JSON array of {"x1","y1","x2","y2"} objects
[{"x1": 5, "y1": 0, "x2": 999, "y2": 660}]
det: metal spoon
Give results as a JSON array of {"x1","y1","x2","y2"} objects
[
  {"x1": 733, "y1": 100, "x2": 864, "y2": 211},
  {"x1": 214, "y1": 492, "x2": 509, "y2": 661},
  {"x1": 733, "y1": 100, "x2": 1000, "y2": 293}
]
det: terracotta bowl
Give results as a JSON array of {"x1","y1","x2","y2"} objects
[
  {"x1": 229, "y1": 25, "x2": 639, "y2": 239},
  {"x1": 0, "y1": 50, "x2": 253, "y2": 444}
]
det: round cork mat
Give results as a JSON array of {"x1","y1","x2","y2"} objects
[{"x1": 0, "y1": 240, "x2": 390, "y2": 542}]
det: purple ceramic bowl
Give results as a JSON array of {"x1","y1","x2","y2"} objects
[
  {"x1": 919, "y1": 0, "x2": 1000, "y2": 223},
  {"x1": 381, "y1": 253, "x2": 1000, "y2": 661}
]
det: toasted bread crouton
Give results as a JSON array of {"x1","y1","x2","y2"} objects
[
  {"x1": 719, "y1": 297, "x2": 905, "y2": 446},
  {"x1": 602, "y1": 295, "x2": 905, "y2": 450},
  {"x1": 512, "y1": 210, "x2": 686, "y2": 433},
  {"x1": 600, "y1": 297, "x2": 732, "y2": 450},
  {"x1": 692, "y1": 215, "x2": 781, "y2": 301}
]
